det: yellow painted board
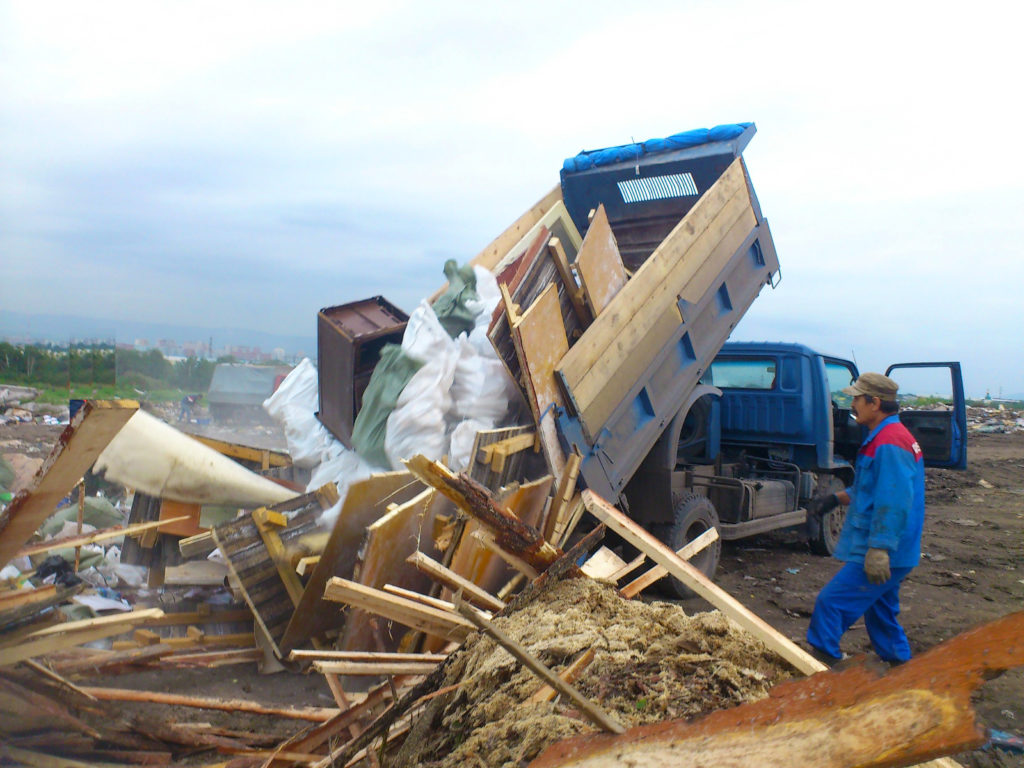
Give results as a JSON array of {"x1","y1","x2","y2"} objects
[{"x1": 576, "y1": 204, "x2": 628, "y2": 317}]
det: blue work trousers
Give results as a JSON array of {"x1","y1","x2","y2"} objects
[{"x1": 807, "y1": 562, "x2": 913, "y2": 663}]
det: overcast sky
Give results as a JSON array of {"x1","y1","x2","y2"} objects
[{"x1": 1, "y1": 0, "x2": 1021, "y2": 398}]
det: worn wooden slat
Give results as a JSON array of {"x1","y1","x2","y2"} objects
[
  {"x1": 324, "y1": 578, "x2": 472, "y2": 643},
  {"x1": 407, "y1": 551, "x2": 506, "y2": 612},
  {"x1": 280, "y1": 472, "x2": 422, "y2": 654},
  {"x1": 313, "y1": 660, "x2": 438, "y2": 677},
  {"x1": 0, "y1": 400, "x2": 138, "y2": 567},
  {"x1": 575, "y1": 204, "x2": 628, "y2": 317}
]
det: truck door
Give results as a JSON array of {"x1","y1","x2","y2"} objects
[{"x1": 885, "y1": 362, "x2": 967, "y2": 469}]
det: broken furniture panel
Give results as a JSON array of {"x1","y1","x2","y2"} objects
[
  {"x1": 317, "y1": 296, "x2": 409, "y2": 447},
  {"x1": 0, "y1": 399, "x2": 138, "y2": 568},
  {"x1": 280, "y1": 471, "x2": 423, "y2": 654}
]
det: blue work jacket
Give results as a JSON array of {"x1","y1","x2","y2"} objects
[{"x1": 834, "y1": 415, "x2": 926, "y2": 568}]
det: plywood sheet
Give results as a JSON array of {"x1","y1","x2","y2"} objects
[
  {"x1": 512, "y1": 283, "x2": 569, "y2": 479},
  {"x1": 280, "y1": 471, "x2": 422, "y2": 653},
  {"x1": 339, "y1": 489, "x2": 451, "y2": 653},
  {"x1": 0, "y1": 400, "x2": 138, "y2": 568},
  {"x1": 576, "y1": 204, "x2": 628, "y2": 317}
]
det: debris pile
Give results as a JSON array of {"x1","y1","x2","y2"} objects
[
  {"x1": 967, "y1": 404, "x2": 1024, "y2": 433},
  {"x1": 395, "y1": 577, "x2": 793, "y2": 768}
]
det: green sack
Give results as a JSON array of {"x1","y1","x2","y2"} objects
[
  {"x1": 38, "y1": 495, "x2": 123, "y2": 538},
  {"x1": 431, "y1": 259, "x2": 479, "y2": 339},
  {"x1": 350, "y1": 344, "x2": 423, "y2": 470}
]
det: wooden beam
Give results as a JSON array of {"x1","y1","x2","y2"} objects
[
  {"x1": 405, "y1": 455, "x2": 561, "y2": 573},
  {"x1": 49, "y1": 644, "x2": 174, "y2": 676},
  {"x1": 79, "y1": 687, "x2": 340, "y2": 722},
  {"x1": 14, "y1": 515, "x2": 190, "y2": 559},
  {"x1": 178, "y1": 530, "x2": 215, "y2": 559},
  {"x1": 406, "y1": 550, "x2": 506, "y2": 612},
  {"x1": 188, "y1": 435, "x2": 291, "y2": 467},
  {"x1": 111, "y1": 632, "x2": 254, "y2": 651},
  {"x1": 156, "y1": 648, "x2": 261, "y2": 668},
  {"x1": 382, "y1": 583, "x2": 461, "y2": 614},
  {"x1": 529, "y1": 611, "x2": 1024, "y2": 768},
  {"x1": 543, "y1": 452, "x2": 581, "y2": 544},
  {"x1": 454, "y1": 597, "x2": 624, "y2": 734},
  {"x1": 323, "y1": 578, "x2": 472, "y2": 643},
  {"x1": 0, "y1": 399, "x2": 138, "y2": 567},
  {"x1": 0, "y1": 584, "x2": 56, "y2": 612},
  {"x1": 582, "y1": 490, "x2": 821, "y2": 675},
  {"x1": 619, "y1": 527, "x2": 720, "y2": 599}
]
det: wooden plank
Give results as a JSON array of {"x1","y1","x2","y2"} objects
[
  {"x1": 406, "y1": 551, "x2": 506, "y2": 612},
  {"x1": 49, "y1": 644, "x2": 175, "y2": 675},
  {"x1": 289, "y1": 650, "x2": 447, "y2": 663},
  {"x1": 0, "y1": 583, "x2": 81, "y2": 631},
  {"x1": 405, "y1": 456, "x2": 561, "y2": 573},
  {"x1": 557, "y1": 158, "x2": 746, "y2": 392},
  {"x1": 582, "y1": 490, "x2": 822, "y2": 675},
  {"x1": 479, "y1": 432, "x2": 536, "y2": 474},
  {"x1": 312, "y1": 660, "x2": 438, "y2": 677},
  {"x1": 575, "y1": 204, "x2": 628, "y2": 317},
  {"x1": 454, "y1": 597, "x2": 624, "y2": 734},
  {"x1": 470, "y1": 185, "x2": 562, "y2": 273},
  {"x1": 468, "y1": 425, "x2": 534, "y2": 492},
  {"x1": 162, "y1": 560, "x2": 228, "y2": 586},
  {"x1": 156, "y1": 648, "x2": 261, "y2": 667},
  {"x1": 111, "y1": 632, "x2": 254, "y2": 651},
  {"x1": 548, "y1": 236, "x2": 591, "y2": 327},
  {"x1": 471, "y1": 530, "x2": 539, "y2": 579},
  {"x1": 0, "y1": 584, "x2": 57, "y2": 612},
  {"x1": 543, "y1": 452, "x2": 581, "y2": 544},
  {"x1": 80, "y1": 687, "x2": 340, "y2": 722},
  {"x1": 14, "y1": 515, "x2": 190, "y2": 559},
  {"x1": 324, "y1": 578, "x2": 472, "y2": 643},
  {"x1": 0, "y1": 400, "x2": 138, "y2": 567},
  {"x1": 189, "y1": 435, "x2": 291, "y2": 468},
  {"x1": 0, "y1": 608, "x2": 164, "y2": 667},
  {"x1": 339, "y1": 488, "x2": 448, "y2": 653},
  {"x1": 580, "y1": 546, "x2": 628, "y2": 580},
  {"x1": 178, "y1": 530, "x2": 215, "y2": 559},
  {"x1": 529, "y1": 613, "x2": 1024, "y2": 768},
  {"x1": 576, "y1": 204, "x2": 758, "y2": 435},
  {"x1": 280, "y1": 471, "x2": 423, "y2": 654},
  {"x1": 382, "y1": 583, "x2": 462, "y2": 613},
  {"x1": 619, "y1": 527, "x2": 720, "y2": 598},
  {"x1": 511, "y1": 282, "x2": 569, "y2": 479}
]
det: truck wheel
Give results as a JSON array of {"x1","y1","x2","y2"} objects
[
  {"x1": 663, "y1": 493, "x2": 721, "y2": 599},
  {"x1": 809, "y1": 476, "x2": 847, "y2": 556}
]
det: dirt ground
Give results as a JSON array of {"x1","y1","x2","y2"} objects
[{"x1": 2, "y1": 423, "x2": 1021, "y2": 766}]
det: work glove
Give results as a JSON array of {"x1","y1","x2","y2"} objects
[
  {"x1": 808, "y1": 493, "x2": 839, "y2": 517},
  {"x1": 863, "y1": 548, "x2": 891, "y2": 585}
]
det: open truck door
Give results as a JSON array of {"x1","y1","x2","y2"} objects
[{"x1": 885, "y1": 362, "x2": 967, "y2": 469}]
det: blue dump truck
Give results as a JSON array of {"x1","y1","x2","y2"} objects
[{"x1": 554, "y1": 125, "x2": 966, "y2": 594}]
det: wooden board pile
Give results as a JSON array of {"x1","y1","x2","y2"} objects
[{"x1": 0, "y1": 180, "x2": 1018, "y2": 767}]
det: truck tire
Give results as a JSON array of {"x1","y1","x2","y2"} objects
[
  {"x1": 809, "y1": 476, "x2": 847, "y2": 556},
  {"x1": 663, "y1": 493, "x2": 721, "y2": 599}
]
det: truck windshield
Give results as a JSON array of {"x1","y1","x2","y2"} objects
[
  {"x1": 706, "y1": 358, "x2": 776, "y2": 389},
  {"x1": 825, "y1": 361, "x2": 857, "y2": 407}
]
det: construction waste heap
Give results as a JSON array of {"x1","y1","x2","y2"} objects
[{"x1": 0, "y1": 125, "x2": 1021, "y2": 768}]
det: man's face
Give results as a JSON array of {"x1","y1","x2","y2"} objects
[{"x1": 850, "y1": 394, "x2": 880, "y2": 425}]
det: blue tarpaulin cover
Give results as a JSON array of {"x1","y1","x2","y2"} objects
[{"x1": 562, "y1": 123, "x2": 753, "y2": 173}]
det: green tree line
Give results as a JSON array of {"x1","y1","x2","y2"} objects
[{"x1": 0, "y1": 342, "x2": 217, "y2": 392}]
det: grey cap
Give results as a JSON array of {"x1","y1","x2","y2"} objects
[{"x1": 842, "y1": 372, "x2": 899, "y2": 400}]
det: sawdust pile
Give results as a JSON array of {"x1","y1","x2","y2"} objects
[{"x1": 396, "y1": 577, "x2": 796, "y2": 767}]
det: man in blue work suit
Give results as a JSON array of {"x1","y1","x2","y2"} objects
[{"x1": 806, "y1": 371, "x2": 925, "y2": 665}]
